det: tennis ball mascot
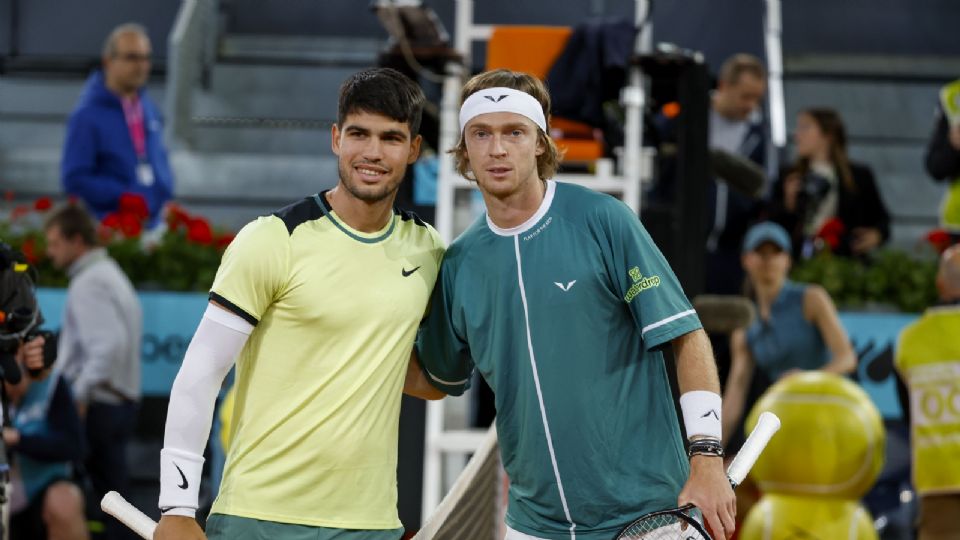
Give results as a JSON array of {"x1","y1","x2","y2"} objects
[{"x1": 738, "y1": 372, "x2": 884, "y2": 539}]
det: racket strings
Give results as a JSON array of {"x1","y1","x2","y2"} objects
[{"x1": 616, "y1": 510, "x2": 710, "y2": 539}]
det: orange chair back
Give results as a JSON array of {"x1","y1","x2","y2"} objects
[
  {"x1": 485, "y1": 26, "x2": 572, "y2": 78},
  {"x1": 484, "y1": 26, "x2": 604, "y2": 162}
]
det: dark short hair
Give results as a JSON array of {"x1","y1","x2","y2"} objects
[
  {"x1": 44, "y1": 205, "x2": 97, "y2": 246},
  {"x1": 337, "y1": 68, "x2": 425, "y2": 136}
]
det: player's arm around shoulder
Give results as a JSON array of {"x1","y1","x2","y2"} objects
[
  {"x1": 403, "y1": 230, "x2": 448, "y2": 401},
  {"x1": 404, "y1": 352, "x2": 446, "y2": 400},
  {"x1": 155, "y1": 515, "x2": 206, "y2": 539}
]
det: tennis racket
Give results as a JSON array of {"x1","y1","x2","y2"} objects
[
  {"x1": 101, "y1": 491, "x2": 157, "y2": 539},
  {"x1": 612, "y1": 411, "x2": 781, "y2": 540}
]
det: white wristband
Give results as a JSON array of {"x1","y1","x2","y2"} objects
[
  {"x1": 679, "y1": 391, "x2": 722, "y2": 440},
  {"x1": 159, "y1": 447, "x2": 204, "y2": 517}
]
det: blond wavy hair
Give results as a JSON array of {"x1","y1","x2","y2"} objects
[{"x1": 450, "y1": 69, "x2": 563, "y2": 180}]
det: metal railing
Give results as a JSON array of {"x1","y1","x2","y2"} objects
[{"x1": 165, "y1": 0, "x2": 218, "y2": 147}]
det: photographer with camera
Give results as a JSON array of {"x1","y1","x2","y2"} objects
[
  {"x1": 769, "y1": 108, "x2": 890, "y2": 258},
  {"x1": 43, "y1": 205, "x2": 141, "y2": 540},
  {"x1": 5, "y1": 334, "x2": 89, "y2": 540},
  {"x1": 1, "y1": 243, "x2": 87, "y2": 539}
]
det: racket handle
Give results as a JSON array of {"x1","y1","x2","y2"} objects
[
  {"x1": 101, "y1": 491, "x2": 158, "y2": 539},
  {"x1": 726, "y1": 411, "x2": 781, "y2": 487}
]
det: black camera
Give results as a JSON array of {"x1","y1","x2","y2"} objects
[
  {"x1": 797, "y1": 172, "x2": 833, "y2": 228},
  {"x1": 0, "y1": 243, "x2": 57, "y2": 383}
]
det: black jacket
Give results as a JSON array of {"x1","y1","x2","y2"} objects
[
  {"x1": 546, "y1": 18, "x2": 636, "y2": 129},
  {"x1": 925, "y1": 106, "x2": 960, "y2": 182},
  {"x1": 767, "y1": 161, "x2": 891, "y2": 257}
]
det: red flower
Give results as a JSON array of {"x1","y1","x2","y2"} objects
[
  {"x1": 927, "y1": 229, "x2": 952, "y2": 254},
  {"x1": 98, "y1": 212, "x2": 122, "y2": 243},
  {"x1": 187, "y1": 218, "x2": 213, "y2": 245},
  {"x1": 34, "y1": 197, "x2": 53, "y2": 212},
  {"x1": 10, "y1": 205, "x2": 30, "y2": 221},
  {"x1": 102, "y1": 212, "x2": 122, "y2": 230},
  {"x1": 215, "y1": 233, "x2": 235, "y2": 250},
  {"x1": 815, "y1": 218, "x2": 846, "y2": 251},
  {"x1": 166, "y1": 203, "x2": 191, "y2": 232},
  {"x1": 119, "y1": 213, "x2": 143, "y2": 239},
  {"x1": 119, "y1": 193, "x2": 150, "y2": 221},
  {"x1": 21, "y1": 237, "x2": 38, "y2": 265}
]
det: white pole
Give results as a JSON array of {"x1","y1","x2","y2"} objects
[
  {"x1": 423, "y1": 0, "x2": 474, "y2": 520},
  {"x1": 434, "y1": 71, "x2": 463, "y2": 245},
  {"x1": 421, "y1": 399, "x2": 444, "y2": 522},
  {"x1": 765, "y1": 0, "x2": 787, "y2": 148},
  {"x1": 622, "y1": 0, "x2": 652, "y2": 214}
]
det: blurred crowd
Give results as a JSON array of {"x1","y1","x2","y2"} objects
[{"x1": 2, "y1": 13, "x2": 959, "y2": 540}]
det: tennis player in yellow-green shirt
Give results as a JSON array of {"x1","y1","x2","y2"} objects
[
  {"x1": 154, "y1": 68, "x2": 445, "y2": 540},
  {"x1": 895, "y1": 244, "x2": 960, "y2": 539}
]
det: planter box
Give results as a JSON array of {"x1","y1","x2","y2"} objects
[{"x1": 37, "y1": 287, "x2": 207, "y2": 397}]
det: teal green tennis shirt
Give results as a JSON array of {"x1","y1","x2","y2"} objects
[{"x1": 417, "y1": 181, "x2": 703, "y2": 540}]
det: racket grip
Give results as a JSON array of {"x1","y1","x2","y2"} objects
[
  {"x1": 101, "y1": 491, "x2": 158, "y2": 539},
  {"x1": 726, "y1": 411, "x2": 781, "y2": 487}
]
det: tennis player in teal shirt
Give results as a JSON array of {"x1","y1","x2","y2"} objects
[{"x1": 417, "y1": 70, "x2": 736, "y2": 540}]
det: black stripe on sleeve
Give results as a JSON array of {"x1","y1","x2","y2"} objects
[
  {"x1": 395, "y1": 207, "x2": 429, "y2": 228},
  {"x1": 274, "y1": 194, "x2": 327, "y2": 235},
  {"x1": 209, "y1": 292, "x2": 259, "y2": 326}
]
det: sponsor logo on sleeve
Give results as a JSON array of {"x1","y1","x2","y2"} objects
[{"x1": 624, "y1": 266, "x2": 661, "y2": 303}]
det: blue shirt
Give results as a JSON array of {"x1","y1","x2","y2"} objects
[
  {"x1": 12, "y1": 375, "x2": 83, "y2": 504},
  {"x1": 61, "y1": 70, "x2": 174, "y2": 228},
  {"x1": 746, "y1": 281, "x2": 830, "y2": 381}
]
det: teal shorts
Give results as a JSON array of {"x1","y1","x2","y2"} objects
[{"x1": 205, "y1": 514, "x2": 404, "y2": 540}]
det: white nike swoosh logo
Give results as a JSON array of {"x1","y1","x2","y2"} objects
[{"x1": 554, "y1": 280, "x2": 576, "y2": 292}]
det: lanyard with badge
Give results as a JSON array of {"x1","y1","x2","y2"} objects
[{"x1": 122, "y1": 96, "x2": 154, "y2": 187}]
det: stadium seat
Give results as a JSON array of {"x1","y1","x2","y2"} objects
[{"x1": 484, "y1": 26, "x2": 605, "y2": 162}]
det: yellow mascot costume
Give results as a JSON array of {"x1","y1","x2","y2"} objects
[{"x1": 739, "y1": 372, "x2": 884, "y2": 540}]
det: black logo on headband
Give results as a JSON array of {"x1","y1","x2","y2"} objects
[{"x1": 484, "y1": 95, "x2": 509, "y2": 103}]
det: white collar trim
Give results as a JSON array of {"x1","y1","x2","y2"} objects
[{"x1": 486, "y1": 180, "x2": 556, "y2": 237}]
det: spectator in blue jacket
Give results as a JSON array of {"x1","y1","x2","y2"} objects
[{"x1": 61, "y1": 22, "x2": 174, "y2": 229}]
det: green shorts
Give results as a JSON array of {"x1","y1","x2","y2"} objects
[{"x1": 205, "y1": 514, "x2": 404, "y2": 540}]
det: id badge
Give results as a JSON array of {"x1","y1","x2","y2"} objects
[{"x1": 137, "y1": 162, "x2": 155, "y2": 186}]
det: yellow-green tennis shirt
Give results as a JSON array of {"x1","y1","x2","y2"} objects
[
  {"x1": 208, "y1": 191, "x2": 444, "y2": 529},
  {"x1": 895, "y1": 305, "x2": 960, "y2": 496}
]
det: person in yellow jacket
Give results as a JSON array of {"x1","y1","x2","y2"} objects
[
  {"x1": 925, "y1": 79, "x2": 960, "y2": 237},
  {"x1": 895, "y1": 244, "x2": 960, "y2": 540}
]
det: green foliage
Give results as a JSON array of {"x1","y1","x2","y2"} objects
[
  {"x1": 1, "y1": 227, "x2": 227, "y2": 292},
  {"x1": 1, "y1": 201, "x2": 231, "y2": 292},
  {"x1": 790, "y1": 250, "x2": 939, "y2": 313}
]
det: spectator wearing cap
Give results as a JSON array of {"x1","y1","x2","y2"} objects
[{"x1": 721, "y1": 221, "x2": 856, "y2": 448}]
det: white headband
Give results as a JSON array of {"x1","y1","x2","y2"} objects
[{"x1": 458, "y1": 87, "x2": 547, "y2": 133}]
